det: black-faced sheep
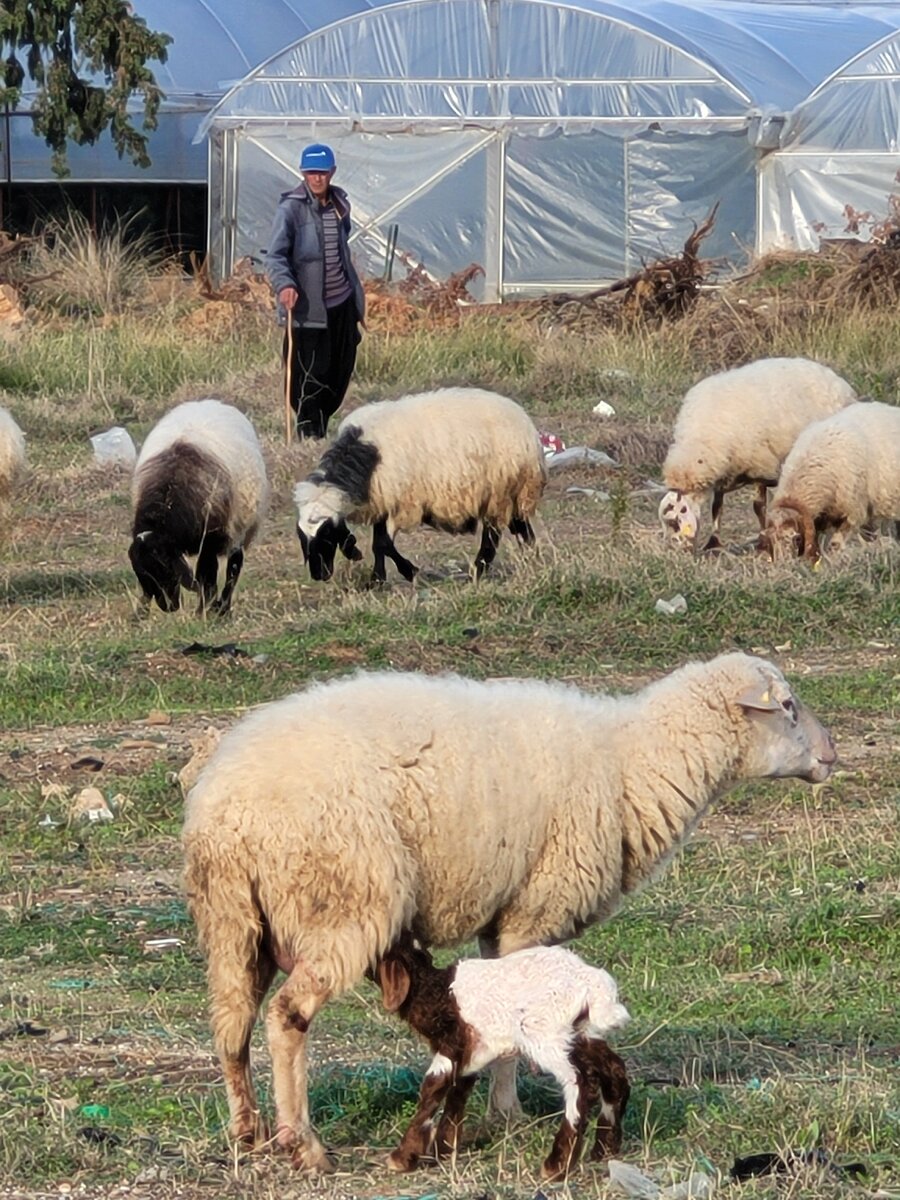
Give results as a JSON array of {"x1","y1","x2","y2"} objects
[
  {"x1": 659, "y1": 357, "x2": 857, "y2": 551},
  {"x1": 0, "y1": 405, "x2": 26, "y2": 523},
  {"x1": 293, "y1": 387, "x2": 547, "y2": 583},
  {"x1": 760, "y1": 399, "x2": 900, "y2": 563},
  {"x1": 374, "y1": 938, "x2": 630, "y2": 1181},
  {"x1": 182, "y1": 651, "x2": 835, "y2": 1173},
  {"x1": 129, "y1": 399, "x2": 269, "y2": 616}
]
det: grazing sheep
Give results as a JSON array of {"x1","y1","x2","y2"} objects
[
  {"x1": 374, "y1": 938, "x2": 630, "y2": 1181},
  {"x1": 0, "y1": 405, "x2": 26, "y2": 521},
  {"x1": 182, "y1": 651, "x2": 835, "y2": 1173},
  {"x1": 659, "y1": 357, "x2": 857, "y2": 550},
  {"x1": 129, "y1": 399, "x2": 269, "y2": 615},
  {"x1": 760, "y1": 400, "x2": 900, "y2": 563},
  {"x1": 293, "y1": 387, "x2": 546, "y2": 583}
]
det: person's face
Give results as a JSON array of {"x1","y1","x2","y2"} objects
[{"x1": 303, "y1": 168, "x2": 334, "y2": 199}]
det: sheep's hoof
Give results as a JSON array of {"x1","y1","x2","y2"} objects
[
  {"x1": 290, "y1": 1141, "x2": 335, "y2": 1174},
  {"x1": 700, "y1": 535, "x2": 723, "y2": 553},
  {"x1": 386, "y1": 1148, "x2": 418, "y2": 1172}
]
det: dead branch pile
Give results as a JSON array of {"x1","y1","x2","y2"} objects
[
  {"x1": 190, "y1": 254, "x2": 274, "y2": 313},
  {"x1": 530, "y1": 203, "x2": 721, "y2": 333},
  {"x1": 365, "y1": 263, "x2": 485, "y2": 332}
]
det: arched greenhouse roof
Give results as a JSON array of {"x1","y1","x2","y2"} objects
[{"x1": 198, "y1": 0, "x2": 900, "y2": 136}]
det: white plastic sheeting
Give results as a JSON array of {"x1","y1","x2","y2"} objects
[
  {"x1": 759, "y1": 28, "x2": 900, "y2": 251},
  {"x1": 199, "y1": 0, "x2": 900, "y2": 294}
]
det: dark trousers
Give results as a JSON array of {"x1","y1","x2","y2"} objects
[{"x1": 283, "y1": 295, "x2": 360, "y2": 440}]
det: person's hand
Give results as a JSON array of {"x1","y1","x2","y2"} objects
[{"x1": 279, "y1": 287, "x2": 298, "y2": 309}]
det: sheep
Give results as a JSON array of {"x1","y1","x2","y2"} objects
[
  {"x1": 0, "y1": 405, "x2": 26, "y2": 523},
  {"x1": 659, "y1": 357, "x2": 857, "y2": 551},
  {"x1": 760, "y1": 400, "x2": 900, "y2": 564},
  {"x1": 129, "y1": 399, "x2": 269, "y2": 616},
  {"x1": 293, "y1": 386, "x2": 547, "y2": 583},
  {"x1": 181, "y1": 651, "x2": 835, "y2": 1173},
  {"x1": 374, "y1": 937, "x2": 630, "y2": 1181}
]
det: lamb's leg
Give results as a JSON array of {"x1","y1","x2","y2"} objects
[
  {"x1": 531, "y1": 1043, "x2": 587, "y2": 1181},
  {"x1": 209, "y1": 946, "x2": 277, "y2": 1147},
  {"x1": 387, "y1": 1061, "x2": 454, "y2": 1171},
  {"x1": 474, "y1": 522, "x2": 501, "y2": 579},
  {"x1": 211, "y1": 548, "x2": 243, "y2": 616},
  {"x1": 577, "y1": 1037, "x2": 630, "y2": 1161},
  {"x1": 701, "y1": 490, "x2": 724, "y2": 552},
  {"x1": 434, "y1": 1073, "x2": 478, "y2": 1157},
  {"x1": 265, "y1": 965, "x2": 333, "y2": 1173},
  {"x1": 371, "y1": 520, "x2": 417, "y2": 584}
]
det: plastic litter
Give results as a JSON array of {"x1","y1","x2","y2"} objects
[
  {"x1": 538, "y1": 430, "x2": 566, "y2": 457},
  {"x1": 566, "y1": 486, "x2": 610, "y2": 499},
  {"x1": 89, "y1": 426, "x2": 136, "y2": 469},
  {"x1": 546, "y1": 446, "x2": 620, "y2": 470},
  {"x1": 38, "y1": 813, "x2": 61, "y2": 828},
  {"x1": 608, "y1": 1160, "x2": 661, "y2": 1197},
  {"x1": 70, "y1": 787, "x2": 114, "y2": 823},
  {"x1": 592, "y1": 400, "x2": 617, "y2": 417},
  {"x1": 661, "y1": 1173, "x2": 715, "y2": 1199},
  {"x1": 655, "y1": 594, "x2": 688, "y2": 616}
]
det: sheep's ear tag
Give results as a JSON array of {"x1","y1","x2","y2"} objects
[
  {"x1": 379, "y1": 960, "x2": 411, "y2": 1012},
  {"x1": 737, "y1": 686, "x2": 780, "y2": 713}
]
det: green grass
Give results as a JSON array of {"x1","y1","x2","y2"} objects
[{"x1": 1, "y1": 261, "x2": 899, "y2": 1197}]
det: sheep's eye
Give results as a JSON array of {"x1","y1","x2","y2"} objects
[{"x1": 782, "y1": 697, "x2": 798, "y2": 724}]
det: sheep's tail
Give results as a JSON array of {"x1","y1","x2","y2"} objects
[{"x1": 183, "y1": 831, "x2": 265, "y2": 1058}]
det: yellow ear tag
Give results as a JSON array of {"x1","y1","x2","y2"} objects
[
  {"x1": 813, "y1": 559, "x2": 822, "y2": 572},
  {"x1": 760, "y1": 690, "x2": 770, "y2": 704},
  {"x1": 681, "y1": 524, "x2": 694, "y2": 539}
]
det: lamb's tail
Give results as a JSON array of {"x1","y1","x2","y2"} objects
[{"x1": 585, "y1": 971, "x2": 631, "y2": 1039}]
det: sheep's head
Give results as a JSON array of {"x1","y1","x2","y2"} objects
[
  {"x1": 658, "y1": 490, "x2": 701, "y2": 546},
  {"x1": 763, "y1": 504, "x2": 817, "y2": 563},
  {"x1": 294, "y1": 481, "x2": 362, "y2": 581},
  {"x1": 129, "y1": 531, "x2": 196, "y2": 612},
  {"x1": 734, "y1": 659, "x2": 836, "y2": 784}
]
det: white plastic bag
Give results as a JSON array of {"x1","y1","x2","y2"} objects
[{"x1": 90, "y1": 426, "x2": 137, "y2": 469}]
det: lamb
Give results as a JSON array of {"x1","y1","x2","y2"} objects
[
  {"x1": 293, "y1": 386, "x2": 546, "y2": 583},
  {"x1": 0, "y1": 405, "x2": 26, "y2": 523},
  {"x1": 182, "y1": 651, "x2": 835, "y2": 1173},
  {"x1": 658, "y1": 357, "x2": 857, "y2": 551},
  {"x1": 129, "y1": 399, "x2": 269, "y2": 615},
  {"x1": 760, "y1": 400, "x2": 900, "y2": 563},
  {"x1": 374, "y1": 937, "x2": 630, "y2": 1181}
]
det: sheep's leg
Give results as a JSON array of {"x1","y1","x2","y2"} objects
[
  {"x1": 371, "y1": 520, "x2": 417, "y2": 584},
  {"x1": 480, "y1": 932, "x2": 525, "y2": 1120},
  {"x1": 434, "y1": 1073, "x2": 478, "y2": 1157},
  {"x1": 387, "y1": 1061, "x2": 454, "y2": 1172},
  {"x1": 194, "y1": 542, "x2": 220, "y2": 616},
  {"x1": 474, "y1": 523, "x2": 501, "y2": 579},
  {"x1": 265, "y1": 966, "x2": 333, "y2": 1173},
  {"x1": 531, "y1": 1044, "x2": 586, "y2": 1181},
  {"x1": 752, "y1": 482, "x2": 768, "y2": 532},
  {"x1": 508, "y1": 516, "x2": 536, "y2": 545},
  {"x1": 209, "y1": 947, "x2": 277, "y2": 1147},
  {"x1": 701, "y1": 490, "x2": 724, "y2": 552},
  {"x1": 211, "y1": 548, "x2": 243, "y2": 616}
]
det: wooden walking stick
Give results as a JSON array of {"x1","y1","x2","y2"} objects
[{"x1": 284, "y1": 314, "x2": 294, "y2": 446}]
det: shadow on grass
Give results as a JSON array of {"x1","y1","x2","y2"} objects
[{"x1": 0, "y1": 568, "x2": 131, "y2": 605}]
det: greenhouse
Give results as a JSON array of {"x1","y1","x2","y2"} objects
[{"x1": 6, "y1": 1, "x2": 900, "y2": 294}]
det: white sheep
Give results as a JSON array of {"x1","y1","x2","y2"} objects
[
  {"x1": 659, "y1": 357, "x2": 857, "y2": 550},
  {"x1": 182, "y1": 651, "x2": 835, "y2": 1173},
  {"x1": 294, "y1": 387, "x2": 547, "y2": 583},
  {"x1": 129, "y1": 399, "x2": 269, "y2": 616},
  {"x1": 0, "y1": 405, "x2": 26, "y2": 523},
  {"x1": 374, "y1": 938, "x2": 630, "y2": 1181},
  {"x1": 761, "y1": 400, "x2": 900, "y2": 563}
]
